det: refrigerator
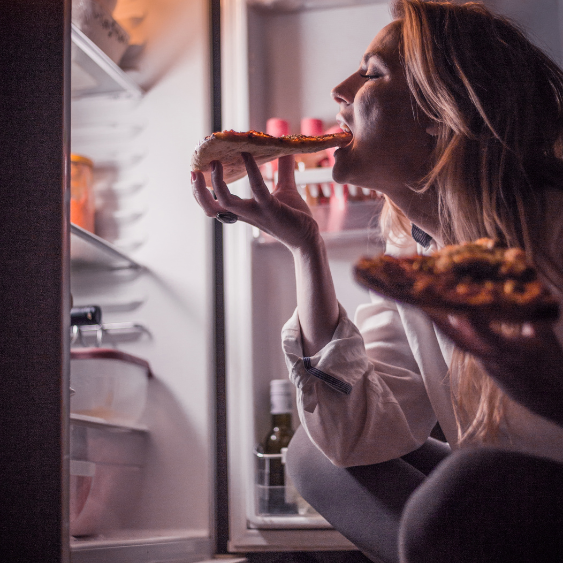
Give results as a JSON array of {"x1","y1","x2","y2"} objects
[{"x1": 1, "y1": 1, "x2": 562, "y2": 562}]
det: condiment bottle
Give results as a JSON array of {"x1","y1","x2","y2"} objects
[
  {"x1": 70, "y1": 154, "x2": 95, "y2": 233},
  {"x1": 296, "y1": 118, "x2": 331, "y2": 206},
  {"x1": 261, "y1": 118, "x2": 289, "y2": 191}
]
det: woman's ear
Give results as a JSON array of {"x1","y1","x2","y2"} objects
[
  {"x1": 426, "y1": 121, "x2": 439, "y2": 137},
  {"x1": 426, "y1": 122, "x2": 440, "y2": 136}
]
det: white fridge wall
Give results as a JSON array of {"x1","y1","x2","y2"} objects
[
  {"x1": 248, "y1": 1, "x2": 393, "y2": 132},
  {"x1": 69, "y1": 0, "x2": 215, "y2": 556},
  {"x1": 487, "y1": 0, "x2": 563, "y2": 66}
]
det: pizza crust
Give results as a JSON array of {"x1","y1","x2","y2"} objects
[
  {"x1": 354, "y1": 239, "x2": 560, "y2": 322},
  {"x1": 191, "y1": 129, "x2": 352, "y2": 187}
]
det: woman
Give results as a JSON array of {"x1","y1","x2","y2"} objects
[{"x1": 193, "y1": 1, "x2": 563, "y2": 561}]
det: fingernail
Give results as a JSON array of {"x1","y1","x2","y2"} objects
[
  {"x1": 211, "y1": 160, "x2": 217, "y2": 172},
  {"x1": 191, "y1": 171, "x2": 196, "y2": 182}
]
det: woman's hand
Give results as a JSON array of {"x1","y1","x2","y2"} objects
[
  {"x1": 424, "y1": 308, "x2": 563, "y2": 427},
  {"x1": 192, "y1": 151, "x2": 340, "y2": 356},
  {"x1": 192, "y1": 153, "x2": 320, "y2": 252}
]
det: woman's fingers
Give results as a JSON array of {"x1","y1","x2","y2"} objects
[
  {"x1": 242, "y1": 152, "x2": 271, "y2": 204},
  {"x1": 193, "y1": 167, "x2": 244, "y2": 224},
  {"x1": 424, "y1": 307, "x2": 557, "y2": 362},
  {"x1": 210, "y1": 160, "x2": 237, "y2": 206},
  {"x1": 192, "y1": 170, "x2": 221, "y2": 217},
  {"x1": 277, "y1": 155, "x2": 297, "y2": 189},
  {"x1": 422, "y1": 308, "x2": 500, "y2": 358}
]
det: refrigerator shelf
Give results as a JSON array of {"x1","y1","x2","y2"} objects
[
  {"x1": 71, "y1": 24, "x2": 143, "y2": 100},
  {"x1": 70, "y1": 413, "x2": 148, "y2": 434},
  {"x1": 252, "y1": 178, "x2": 383, "y2": 243},
  {"x1": 71, "y1": 223, "x2": 143, "y2": 271},
  {"x1": 248, "y1": 514, "x2": 332, "y2": 529},
  {"x1": 248, "y1": 0, "x2": 383, "y2": 13},
  {"x1": 70, "y1": 533, "x2": 216, "y2": 563},
  {"x1": 71, "y1": 321, "x2": 152, "y2": 348},
  {"x1": 255, "y1": 228, "x2": 381, "y2": 247}
]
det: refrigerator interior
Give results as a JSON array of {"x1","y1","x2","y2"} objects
[
  {"x1": 68, "y1": 0, "x2": 221, "y2": 561},
  {"x1": 222, "y1": 0, "x2": 390, "y2": 552},
  {"x1": 221, "y1": 0, "x2": 563, "y2": 553}
]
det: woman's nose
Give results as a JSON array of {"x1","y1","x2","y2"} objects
[{"x1": 331, "y1": 74, "x2": 356, "y2": 105}]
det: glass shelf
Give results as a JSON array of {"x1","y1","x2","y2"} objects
[
  {"x1": 70, "y1": 413, "x2": 148, "y2": 434},
  {"x1": 71, "y1": 24, "x2": 143, "y2": 99},
  {"x1": 247, "y1": 0, "x2": 380, "y2": 13},
  {"x1": 253, "y1": 197, "x2": 383, "y2": 247},
  {"x1": 71, "y1": 224, "x2": 142, "y2": 271},
  {"x1": 264, "y1": 166, "x2": 384, "y2": 245}
]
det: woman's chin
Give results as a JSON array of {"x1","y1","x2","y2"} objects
[{"x1": 331, "y1": 159, "x2": 350, "y2": 186}]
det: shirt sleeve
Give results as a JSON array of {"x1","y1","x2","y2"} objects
[{"x1": 282, "y1": 297, "x2": 437, "y2": 467}]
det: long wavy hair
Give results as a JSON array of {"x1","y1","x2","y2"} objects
[{"x1": 382, "y1": 0, "x2": 563, "y2": 443}]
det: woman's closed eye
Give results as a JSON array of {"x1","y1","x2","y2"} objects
[{"x1": 359, "y1": 72, "x2": 382, "y2": 80}]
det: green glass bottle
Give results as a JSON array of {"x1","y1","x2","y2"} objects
[{"x1": 262, "y1": 379, "x2": 297, "y2": 514}]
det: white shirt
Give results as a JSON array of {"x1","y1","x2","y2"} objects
[{"x1": 282, "y1": 216, "x2": 563, "y2": 468}]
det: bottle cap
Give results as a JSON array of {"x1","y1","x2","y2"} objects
[
  {"x1": 300, "y1": 118, "x2": 324, "y2": 136},
  {"x1": 270, "y1": 379, "x2": 291, "y2": 395},
  {"x1": 266, "y1": 118, "x2": 289, "y2": 137},
  {"x1": 270, "y1": 379, "x2": 292, "y2": 414}
]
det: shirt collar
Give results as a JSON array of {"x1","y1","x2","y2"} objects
[{"x1": 411, "y1": 223, "x2": 433, "y2": 249}]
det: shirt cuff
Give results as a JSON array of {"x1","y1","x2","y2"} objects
[
  {"x1": 303, "y1": 356, "x2": 353, "y2": 395},
  {"x1": 282, "y1": 303, "x2": 370, "y2": 412}
]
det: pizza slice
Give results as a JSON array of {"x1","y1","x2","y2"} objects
[
  {"x1": 354, "y1": 238, "x2": 560, "y2": 322},
  {"x1": 191, "y1": 129, "x2": 352, "y2": 187}
]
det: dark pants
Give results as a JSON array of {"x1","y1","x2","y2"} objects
[{"x1": 286, "y1": 426, "x2": 563, "y2": 563}]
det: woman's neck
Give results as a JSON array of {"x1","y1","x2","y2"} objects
[{"x1": 391, "y1": 188, "x2": 443, "y2": 246}]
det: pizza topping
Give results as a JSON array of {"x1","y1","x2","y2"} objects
[{"x1": 354, "y1": 238, "x2": 559, "y2": 322}]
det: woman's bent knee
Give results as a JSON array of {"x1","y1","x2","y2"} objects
[
  {"x1": 399, "y1": 448, "x2": 563, "y2": 563},
  {"x1": 285, "y1": 425, "x2": 329, "y2": 506}
]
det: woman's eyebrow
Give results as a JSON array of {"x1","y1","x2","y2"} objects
[{"x1": 360, "y1": 52, "x2": 389, "y2": 70}]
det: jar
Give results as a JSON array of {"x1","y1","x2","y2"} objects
[{"x1": 70, "y1": 154, "x2": 95, "y2": 233}]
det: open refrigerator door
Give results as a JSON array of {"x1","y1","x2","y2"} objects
[{"x1": 68, "y1": 0, "x2": 224, "y2": 561}]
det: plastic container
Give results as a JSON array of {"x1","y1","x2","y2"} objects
[
  {"x1": 70, "y1": 154, "x2": 95, "y2": 233},
  {"x1": 69, "y1": 419, "x2": 148, "y2": 537},
  {"x1": 70, "y1": 348, "x2": 152, "y2": 424},
  {"x1": 72, "y1": 0, "x2": 130, "y2": 65}
]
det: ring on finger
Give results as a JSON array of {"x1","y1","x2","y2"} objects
[{"x1": 216, "y1": 211, "x2": 238, "y2": 224}]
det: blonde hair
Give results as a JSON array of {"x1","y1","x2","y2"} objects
[{"x1": 383, "y1": 0, "x2": 563, "y2": 443}]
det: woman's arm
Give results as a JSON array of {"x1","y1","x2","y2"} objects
[
  {"x1": 283, "y1": 298, "x2": 438, "y2": 467},
  {"x1": 192, "y1": 153, "x2": 339, "y2": 355}
]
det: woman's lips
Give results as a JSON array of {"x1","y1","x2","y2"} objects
[
  {"x1": 338, "y1": 131, "x2": 353, "y2": 147},
  {"x1": 336, "y1": 132, "x2": 353, "y2": 150},
  {"x1": 335, "y1": 119, "x2": 353, "y2": 146}
]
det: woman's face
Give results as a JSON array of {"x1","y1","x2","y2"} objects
[{"x1": 332, "y1": 21, "x2": 435, "y2": 203}]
